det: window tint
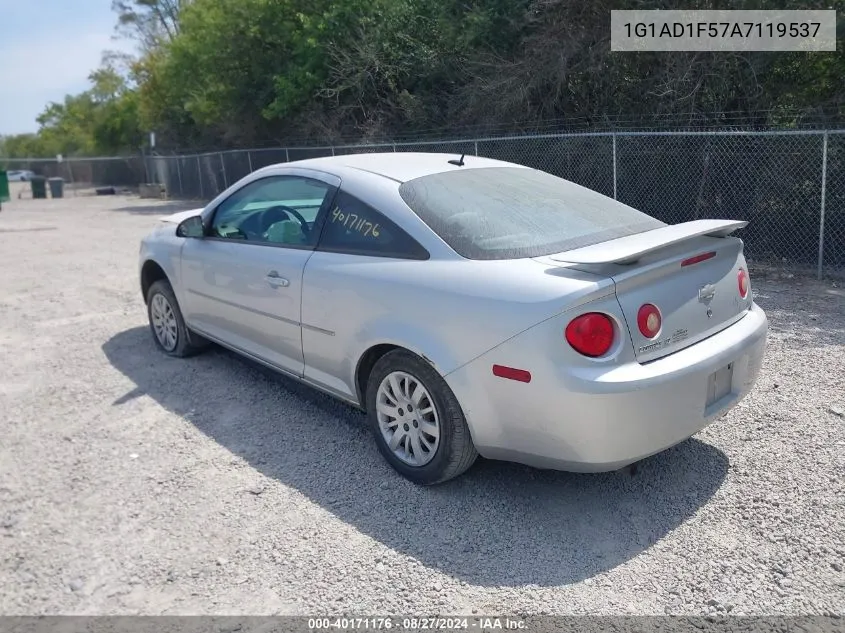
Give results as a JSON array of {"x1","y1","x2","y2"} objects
[
  {"x1": 317, "y1": 191, "x2": 428, "y2": 259},
  {"x1": 210, "y1": 176, "x2": 333, "y2": 247},
  {"x1": 398, "y1": 167, "x2": 665, "y2": 260}
]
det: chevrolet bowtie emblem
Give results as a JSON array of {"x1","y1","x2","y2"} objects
[{"x1": 699, "y1": 284, "x2": 717, "y2": 302}]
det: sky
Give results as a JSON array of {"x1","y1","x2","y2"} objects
[{"x1": 0, "y1": 0, "x2": 135, "y2": 135}]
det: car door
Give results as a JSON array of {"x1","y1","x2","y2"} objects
[
  {"x1": 180, "y1": 173, "x2": 337, "y2": 376},
  {"x1": 301, "y1": 189, "x2": 430, "y2": 400}
]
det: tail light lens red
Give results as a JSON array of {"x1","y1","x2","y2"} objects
[
  {"x1": 637, "y1": 303, "x2": 662, "y2": 339},
  {"x1": 565, "y1": 313, "x2": 615, "y2": 357},
  {"x1": 738, "y1": 268, "x2": 749, "y2": 298}
]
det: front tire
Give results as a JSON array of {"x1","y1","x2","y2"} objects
[
  {"x1": 146, "y1": 280, "x2": 207, "y2": 357},
  {"x1": 366, "y1": 350, "x2": 478, "y2": 485}
]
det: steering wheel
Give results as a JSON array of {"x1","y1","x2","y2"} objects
[{"x1": 257, "y1": 205, "x2": 311, "y2": 240}]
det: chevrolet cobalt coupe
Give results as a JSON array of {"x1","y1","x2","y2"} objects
[{"x1": 139, "y1": 153, "x2": 767, "y2": 484}]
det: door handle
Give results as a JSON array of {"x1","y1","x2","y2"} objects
[{"x1": 265, "y1": 272, "x2": 290, "y2": 288}]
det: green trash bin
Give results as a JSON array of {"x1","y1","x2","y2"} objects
[
  {"x1": 0, "y1": 170, "x2": 10, "y2": 206},
  {"x1": 48, "y1": 177, "x2": 64, "y2": 199},
  {"x1": 30, "y1": 176, "x2": 47, "y2": 199}
]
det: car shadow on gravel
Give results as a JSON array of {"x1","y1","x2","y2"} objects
[{"x1": 103, "y1": 326, "x2": 729, "y2": 587}]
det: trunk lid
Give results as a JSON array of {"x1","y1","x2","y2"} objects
[{"x1": 537, "y1": 220, "x2": 753, "y2": 363}]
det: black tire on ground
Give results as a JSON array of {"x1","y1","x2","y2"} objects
[
  {"x1": 365, "y1": 349, "x2": 478, "y2": 485},
  {"x1": 145, "y1": 279, "x2": 209, "y2": 357}
]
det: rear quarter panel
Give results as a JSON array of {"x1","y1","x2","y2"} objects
[
  {"x1": 442, "y1": 292, "x2": 635, "y2": 462},
  {"x1": 300, "y1": 255, "x2": 614, "y2": 403}
]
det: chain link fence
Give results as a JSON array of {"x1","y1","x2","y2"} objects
[
  {"x1": 0, "y1": 156, "x2": 147, "y2": 193},
  {"x1": 3, "y1": 130, "x2": 844, "y2": 276}
]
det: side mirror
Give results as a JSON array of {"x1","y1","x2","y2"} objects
[{"x1": 176, "y1": 215, "x2": 205, "y2": 238}]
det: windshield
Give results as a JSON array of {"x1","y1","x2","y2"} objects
[{"x1": 398, "y1": 167, "x2": 665, "y2": 260}]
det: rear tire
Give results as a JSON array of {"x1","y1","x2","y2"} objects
[
  {"x1": 146, "y1": 280, "x2": 208, "y2": 357},
  {"x1": 366, "y1": 349, "x2": 478, "y2": 485}
]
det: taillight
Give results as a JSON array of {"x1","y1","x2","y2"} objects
[
  {"x1": 637, "y1": 303, "x2": 662, "y2": 339},
  {"x1": 738, "y1": 268, "x2": 749, "y2": 298},
  {"x1": 565, "y1": 313, "x2": 615, "y2": 357}
]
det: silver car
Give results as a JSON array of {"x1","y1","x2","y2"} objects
[
  {"x1": 7, "y1": 170, "x2": 35, "y2": 182},
  {"x1": 139, "y1": 153, "x2": 767, "y2": 484}
]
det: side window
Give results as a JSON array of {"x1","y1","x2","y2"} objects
[
  {"x1": 210, "y1": 176, "x2": 333, "y2": 247},
  {"x1": 317, "y1": 191, "x2": 429, "y2": 260}
]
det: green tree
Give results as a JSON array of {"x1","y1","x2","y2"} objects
[
  {"x1": 0, "y1": 133, "x2": 57, "y2": 159},
  {"x1": 113, "y1": 0, "x2": 188, "y2": 50},
  {"x1": 1, "y1": 61, "x2": 144, "y2": 158},
  {"x1": 10, "y1": 0, "x2": 845, "y2": 154}
]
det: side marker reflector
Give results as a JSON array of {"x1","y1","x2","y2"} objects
[{"x1": 492, "y1": 365, "x2": 532, "y2": 383}]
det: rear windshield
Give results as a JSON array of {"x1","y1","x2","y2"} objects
[{"x1": 398, "y1": 167, "x2": 664, "y2": 260}]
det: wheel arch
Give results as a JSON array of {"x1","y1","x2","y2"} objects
[
  {"x1": 140, "y1": 259, "x2": 170, "y2": 302},
  {"x1": 350, "y1": 321, "x2": 468, "y2": 410},
  {"x1": 354, "y1": 343, "x2": 447, "y2": 410},
  {"x1": 354, "y1": 344, "x2": 401, "y2": 408}
]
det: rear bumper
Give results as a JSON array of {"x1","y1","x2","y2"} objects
[{"x1": 445, "y1": 303, "x2": 767, "y2": 472}]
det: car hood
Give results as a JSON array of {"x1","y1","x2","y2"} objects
[{"x1": 160, "y1": 208, "x2": 204, "y2": 224}]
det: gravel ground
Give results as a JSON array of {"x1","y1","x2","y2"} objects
[{"x1": 0, "y1": 185, "x2": 844, "y2": 616}]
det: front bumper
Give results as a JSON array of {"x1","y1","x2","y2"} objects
[{"x1": 444, "y1": 303, "x2": 768, "y2": 472}]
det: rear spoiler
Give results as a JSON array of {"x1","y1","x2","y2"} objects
[{"x1": 550, "y1": 219, "x2": 748, "y2": 265}]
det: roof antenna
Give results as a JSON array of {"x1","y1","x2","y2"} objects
[{"x1": 448, "y1": 154, "x2": 465, "y2": 166}]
